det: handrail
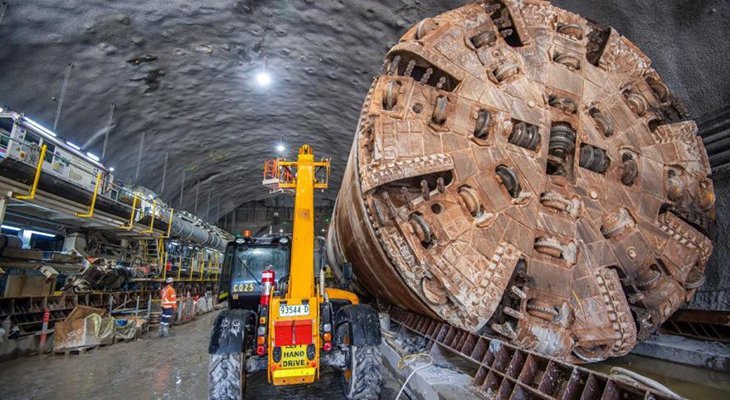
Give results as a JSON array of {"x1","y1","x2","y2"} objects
[
  {"x1": 155, "y1": 251, "x2": 221, "y2": 277},
  {"x1": 140, "y1": 240, "x2": 223, "y2": 276},
  {"x1": 14, "y1": 144, "x2": 47, "y2": 200},
  {"x1": 161, "y1": 247, "x2": 169, "y2": 281},
  {"x1": 142, "y1": 201, "x2": 156, "y2": 234},
  {"x1": 177, "y1": 255, "x2": 182, "y2": 280},
  {"x1": 189, "y1": 254, "x2": 195, "y2": 280},
  {"x1": 0, "y1": 130, "x2": 226, "y2": 268},
  {"x1": 119, "y1": 193, "x2": 140, "y2": 230},
  {"x1": 163, "y1": 208, "x2": 174, "y2": 238},
  {"x1": 75, "y1": 171, "x2": 103, "y2": 217},
  {"x1": 0, "y1": 131, "x2": 176, "y2": 224}
]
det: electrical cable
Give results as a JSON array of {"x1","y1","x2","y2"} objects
[
  {"x1": 609, "y1": 367, "x2": 683, "y2": 399},
  {"x1": 395, "y1": 352, "x2": 433, "y2": 400}
]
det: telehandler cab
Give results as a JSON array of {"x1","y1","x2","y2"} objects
[{"x1": 208, "y1": 145, "x2": 382, "y2": 400}]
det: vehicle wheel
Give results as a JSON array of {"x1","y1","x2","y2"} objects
[
  {"x1": 343, "y1": 345, "x2": 382, "y2": 400},
  {"x1": 208, "y1": 353, "x2": 246, "y2": 400}
]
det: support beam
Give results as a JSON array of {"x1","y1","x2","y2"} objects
[
  {"x1": 160, "y1": 152, "x2": 169, "y2": 194},
  {"x1": 101, "y1": 102, "x2": 115, "y2": 161},
  {"x1": 53, "y1": 63, "x2": 73, "y2": 131},
  {"x1": 194, "y1": 180, "x2": 200, "y2": 214},
  {"x1": 0, "y1": 2, "x2": 8, "y2": 26},
  {"x1": 0, "y1": 191, "x2": 10, "y2": 225},
  {"x1": 206, "y1": 189, "x2": 211, "y2": 222},
  {"x1": 135, "y1": 131, "x2": 145, "y2": 181},
  {"x1": 632, "y1": 334, "x2": 730, "y2": 372},
  {"x1": 179, "y1": 169, "x2": 186, "y2": 208},
  {"x1": 232, "y1": 208, "x2": 236, "y2": 235}
]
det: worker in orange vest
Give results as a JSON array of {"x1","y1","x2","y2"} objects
[{"x1": 159, "y1": 277, "x2": 177, "y2": 337}]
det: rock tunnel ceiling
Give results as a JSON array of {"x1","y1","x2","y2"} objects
[
  {"x1": 326, "y1": 0, "x2": 718, "y2": 362},
  {"x1": 0, "y1": 0, "x2": 727, "y2": 220}
]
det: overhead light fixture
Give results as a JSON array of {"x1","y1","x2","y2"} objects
[
  {"x1": 23, "y1": 117, "x2": 57, "y2": 137},
  {"x1": 109, "y1": 167, "x2": 115, "y2": 172},
  {"x1": 276, "y1": 143, "x2": 285, "y2": 153},
  {"x1": 86, "y1": 152, "x2": 100, "y2": 162},
  {"x1": 26, "y1": 229, "x2": 57, "y2": 238},
  {"x1": 256, "y1": 71, "x2": 272, "y2": 87},
  {"x1": 1, "y1": 225, "x2": 21, "y2": 231},
  {"x1": 65, "y1": 141, "x2": 81, "y2": 150},
  {"x1": 0, "y1": 107, "x2": 4, "y2": 113}
]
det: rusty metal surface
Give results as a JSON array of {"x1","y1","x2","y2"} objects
[
  {"x1": 328, "y1": 0, "x2": 716, "y2": 363},
  {"x1": 389, "y1": 306, "x2": 677, "y2": 400}
]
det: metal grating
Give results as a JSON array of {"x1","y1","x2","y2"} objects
[
  {"x1": 661, "y1": 310, "x2": 730, "y2": 343},
  {"x1": 389, "y1": 307, "x2": 675, "y2": 400},
  {"x1": 661, "y1": 319, "x2": 730, "y2": 343},
  {"x1": 699, "y1": 105, "x2": 730, "y2": 174}
]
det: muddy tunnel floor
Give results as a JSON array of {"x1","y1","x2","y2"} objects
[{"x1": 0, "y1": 311, "x2": 401, "y2": 400}]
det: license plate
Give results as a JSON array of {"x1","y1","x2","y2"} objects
[
  {"x1": 279, "y1": 304, "x2": 310, "y2": 317},
  {"x1": 280, "y1": 345, "x2": 309, "y2": 368},
  {"x1": 233, "y1": 282, "x2": 255, "y2": 292}
]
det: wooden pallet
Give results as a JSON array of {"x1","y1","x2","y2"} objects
[{"x1": 53, "y1": 345, "x2": 98, "y2": 356}]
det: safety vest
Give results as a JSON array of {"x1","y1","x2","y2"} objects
[{"x1": 161, "y1": 285, "x2": 177, "y2": 309}]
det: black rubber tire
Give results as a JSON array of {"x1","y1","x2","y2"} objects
[
  {"x1": 208, "y1": 353, "x2": 246, "y2": 400},
  {"x1": 343, "y1": 345, "x2": 382, "y2": 400}
]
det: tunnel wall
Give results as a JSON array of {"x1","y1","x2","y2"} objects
[{"x1": 222, "y1": 197, "x2": 333, "y2": 237}]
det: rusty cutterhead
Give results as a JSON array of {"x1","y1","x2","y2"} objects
[{"x1": 327, "y1": 0, "x2": 715, "y2": 362}]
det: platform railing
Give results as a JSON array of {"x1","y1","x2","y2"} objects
[
  {"x1": 0, "y1": 131, "x2": 224, "y2": 284},
  {"x1": 0, "y1": 130, "x2": 174, "y2": 234},
  {"x1": 151, "y1": 250, "x2": 220, "y2": 282}
]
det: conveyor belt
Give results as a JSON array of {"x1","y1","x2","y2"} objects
[{"x1": 0, "y1": 157, "x2": 229, "y2": 249}]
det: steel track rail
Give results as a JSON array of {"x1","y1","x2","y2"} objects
[{"x1": 389, "y1": 307, "x2": 677, "y2": 400}]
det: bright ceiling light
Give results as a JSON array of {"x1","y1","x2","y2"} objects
[
  {"x1": 23, "y1": 117, "x2": 57, "y2": 137},
  {"x1": 65, "y1": 141, "x2": 81, "y2": 150},
  {"x1": 109, "y1": 167, "x2": 115, "y2": 172},
  {"x1": 1, "y1": 225, "x2": 21, "y2": 231},
  {"x1": 26, "y1": 229, "x2": 57, "y2": 238},
  {"x1": 256, "y1": 71, "x2": 272, "y2": 87},
  {"x1": 276, "y1": 143, "x2": 285, "y2": 153},
  {"x1": 86, "y1": 152, "x2": 100, "y2": 162}
]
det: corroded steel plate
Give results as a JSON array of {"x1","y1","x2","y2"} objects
[{"x1": 328, "y1": 0, "x2": 715, "y2": 362}]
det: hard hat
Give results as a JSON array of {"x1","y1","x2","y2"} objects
[{"x1": 166, "y1": 277, "x2": 174, "y2": 284}]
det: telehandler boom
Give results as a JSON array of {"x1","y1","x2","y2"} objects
[{"x1": 208, "y1": 145, "x2": 382, "y2": 400}]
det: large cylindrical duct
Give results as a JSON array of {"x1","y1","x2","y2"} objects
[
  {"x1": 328, "y1": 1, "x2": 715, "y2": 363},
  {"x1": 170, "y1": 211, "x2": 228, "y2": 251}
]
